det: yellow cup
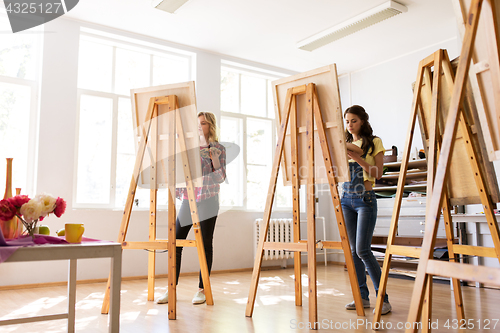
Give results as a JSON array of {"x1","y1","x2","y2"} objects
[{"x1": 65, "y1": 223, "x2": 85, "y2": 243}]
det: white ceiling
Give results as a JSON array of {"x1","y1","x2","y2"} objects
[{"x1": 65, "y1": 0, "x2": 458, "y2": 74}]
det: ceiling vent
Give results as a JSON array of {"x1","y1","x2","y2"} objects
[{"x1": 153, "y1": 0, "x2": 189, "y2": 14}]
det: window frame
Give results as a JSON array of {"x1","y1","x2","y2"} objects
[
  {"x1": 73, "y1": 29, "x2": 195, "y2": 209},
  {"x1": 0, "y1": 13, "x2": 43, "y2": 195},
  {"x1": 220, "y1": 62, "x2": 303, "y2": 212}
]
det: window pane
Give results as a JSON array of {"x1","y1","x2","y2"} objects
[
  {"x1": 267, "y1": 80, "x2": 275, "y2": 119},
  {"x1": 76, "y1": 95, "x2": 113, "y2": 204},
  {"x1": 0, "y1": 18, "x2": 40, "y2": 80},
  {"x1": 246, "y1": 118, "x2": 272, "y2": 165},
  {"x1": 77, "y1": 39, "x2": 113, "y2": 92},
  {"x1": 221, "y1": 70, "x2": 239, "y2": 113},
  {"x1": 0, "y1": 82, "x2": 31, "y2": 190},
  {"x1": 275, "y1": 170, "x2": 292, "y2": 208},
  {"x1": 246, "y1": 118, "x2": 272, "y2": 210},
  {"x1": 115, "y1": 97, "x2": 134, "y2": 207},
  {"x1": 153, "y1": 55, "x2": 189, "y2": 86},
  {"x1": 241, "y1": 74, "x2": 266, "y2": 117},
  {"x1": 246, "y1": 165, "x2": 269, "y2": 211},
  {"x1": 115, "y1": 48, "x2": 150, "y2": 95},
  {"x1": 220, "y1": 116, "x2": 243, "y2": 207}
]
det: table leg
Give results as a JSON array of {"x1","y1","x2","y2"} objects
[
  {"x1": 469, "y1": 222, "x2": 483, "y2": 288},
  {"x1": 68, "y1": 259, "x2": 77, "y2": 333},
  {"x1": 109, "y1": 247, "x2": 122, "y2": 333}
]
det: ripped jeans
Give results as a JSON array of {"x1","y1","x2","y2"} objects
[{"x1": 341, "y1": 162, "x2": 389, "y2": 302}]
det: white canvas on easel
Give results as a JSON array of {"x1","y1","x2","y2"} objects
[
  {"x1": 131, "y1": 81, "x2": 203, "y2": 188},
  {"x1": 273, "y1": 66, "x2": 350, "y2": 185}
]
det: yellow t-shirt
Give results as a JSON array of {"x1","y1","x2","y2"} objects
[{"x1": 349, "y1": 137, "x2": 385, "y2": 185}]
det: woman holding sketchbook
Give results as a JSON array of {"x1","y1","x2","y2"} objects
[{"x1": 342, "y1": 105, "x2": 392, "y2": 315}]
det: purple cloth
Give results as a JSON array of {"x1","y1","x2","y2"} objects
[{"x1": 0, "y1": 234, "x2": 108, "y2": 263}]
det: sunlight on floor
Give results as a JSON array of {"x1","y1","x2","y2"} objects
[
  {"x1": 120, "y1": 311, "x2": 141, "y2": 321},
  {"x1": 75, "y1": 315, "x2": 98, "y2": 330},
  {"x1": 0, "y1": 296, "x2": 66, "y2": 319},
  {"x1": 317, "y1": 288, "x2": 344, "y2": 297},
  {"x1": 224, "y1": 280, "x2": 240, "y2": 285},
  {"x1": 232, "y1": 297, "x2": 248, "y2": 305},
  {"x1": 147, "y1": 309, "x2": 159, "y2": 316},
  {"x1": 288, "y1": 273, "x2": 323, "y2": 286}
]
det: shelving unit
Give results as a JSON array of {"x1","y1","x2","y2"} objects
[
  {"x1": 373, "y1": 158, "x2": 427, "y2": 195},
  {"x1": 371, "y1": 158, "x2": 452, "y2": 279}
]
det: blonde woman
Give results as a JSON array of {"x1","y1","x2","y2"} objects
[{"x1": 157, "y1": 111, "x2": 226, "y2": 305}]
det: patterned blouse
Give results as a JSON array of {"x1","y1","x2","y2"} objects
[{"x1": 176, "y1": 141, "x2": 226, "y2": 202}]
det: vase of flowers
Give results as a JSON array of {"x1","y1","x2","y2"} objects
[
  {"x1": 0, "y1": 193, "x2": 66, "y2": 239},
  {"x1": 0, "y1": 158, "x2": 23, "y2": 239}
]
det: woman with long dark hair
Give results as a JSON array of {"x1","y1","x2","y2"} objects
[{"x1": 342, "y1": 105, "x2": 391, "y2": 315}]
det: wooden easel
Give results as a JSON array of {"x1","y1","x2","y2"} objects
[
  {"x1": 101, "y1": 95, "x2": 213, "y2": 320},
  {"x1": 373, "y1": 49, "x2": 470, "y2": 326},
  {"x1": 405, "y1": 0, "x2": 500, "y2": 331},
  {"x1": 245, "y1": 82, "x2": 365, "y2": 328}
]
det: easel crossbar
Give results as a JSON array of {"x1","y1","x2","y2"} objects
[
  {"x1": 452, "y1": 244, "x2": 498, "y2": 257},
  {"x1": 426, "y1": 260, "x2": 500, "y2": 285},
  {"x1": 263, "y1": 242, "x2": 326, "y2": 252}
]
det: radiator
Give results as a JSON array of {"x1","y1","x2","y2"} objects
[
  {"x1": 255, "y1": 218, "x2": 295, "y2": 261},
  {"x1": 254, "y1": 217, "x2": 328, "y2": 267}
]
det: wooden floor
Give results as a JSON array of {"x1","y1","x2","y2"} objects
[{"x1": 0, "y1": 264, "x2": 499, "y2": 332}]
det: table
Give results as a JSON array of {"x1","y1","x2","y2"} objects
[{"x1": 0, "y1": 242, "x2": 122, "y2": 332}]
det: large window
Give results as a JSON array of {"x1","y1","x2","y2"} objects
[
  {"x1": 220, "y1": 63, "x2": 297, "y2": 211},
  {"x1": 0, "y1": 14, "x2": 42, "y2": 195},
  {"x1": 75, "y1": 29, "x2": 193, "y2": 208}
]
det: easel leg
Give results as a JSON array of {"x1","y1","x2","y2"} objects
[
  {"x1": 175, "y1": 105, "x2": 214, "y2": 306},
  {"x1": 442, "y1": 197, "x2": 465, "y2": 321},
  {"x1": 290, "y1": 94, "x2": 302, "y2": 306},
  {"x1": 421, "y1": 275, "x2": 433, "y2": 333},
  {"x1": 246, "y1": 88, "x2": 293, "y2": 317},
  {"x1": 305, "y1": 84, "x2": 317, "y2": 327},
  {"x1": 439, "y1": 48, "x2": 467, "y2": 322},
  {"x1": 148, "y1": 105, "x2": 159, "y2": 301},
  {"x1": 167, "y1": 109, "x2": 176, "y2": 319},
  {"x1": 311, "y1": 82, "x2": 364, "y2": 316},
  {"x1": 374, "y1": 60, "x2": 426, "y2": 324}
]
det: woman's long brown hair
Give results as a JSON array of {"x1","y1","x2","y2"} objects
[{"x1": 344, "y1": 105, "x2": 376, "y2": 156}]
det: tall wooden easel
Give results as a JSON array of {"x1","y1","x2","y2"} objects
[
  {"x1": 245, "y1": 80, "x2": 365, "y2": 328},
  {"x1": 373, "y1": 49, "x2": 484, "y2": 325},
  {"x1": 405, "y1": 0, "x2": 500, "y2": 331},
  {"x1": 101, "y1": 94, "x2": 213, "y2": 320}
]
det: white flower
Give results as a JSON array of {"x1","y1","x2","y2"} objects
[
  {"x1": 35, "y1": 194, "x2": 57, "y2": 216},
  {"x1": 20, "y1": 199, "x2": 43, "y2": 223}
]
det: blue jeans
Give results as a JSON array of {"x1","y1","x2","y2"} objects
[{"x1": 341, "y1": 190, "x2": 389, "y2": 302}]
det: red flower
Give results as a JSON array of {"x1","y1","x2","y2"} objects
[
  {"x1": 54, "y1": 197, "x2": 66, "y2": 218},
  {"x1": 7, "y1": 195, "x2": 30, "y2": 209},
  {"x1": 0, "y1": 199, "x2": 17, "y2": 221}
]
